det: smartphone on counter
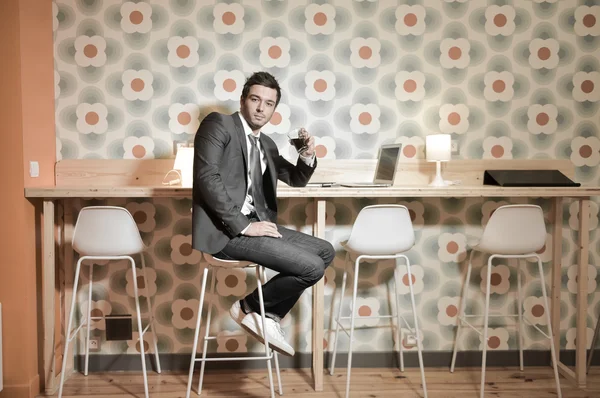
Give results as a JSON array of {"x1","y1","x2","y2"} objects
[{"x1": 305, "y1": 182, "x2": 337, "y2": 187}]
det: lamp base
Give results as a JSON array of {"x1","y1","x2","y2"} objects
[
  {"x1": 429, "y1": 177, "x2": 449, "y2": 187},
  {"x1": 429, "y1": 160, "x2": 449, "y2": 187}
]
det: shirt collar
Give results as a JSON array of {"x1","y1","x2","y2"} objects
[{"x1": 238, "y1": 112, "x2": 261, "y2": 139}]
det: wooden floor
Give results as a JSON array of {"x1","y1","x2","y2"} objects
[{"x1": 47, "y1": 367, "x2": 600, "y2": 397}]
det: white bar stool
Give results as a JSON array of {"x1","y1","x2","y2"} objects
[
  {"x1": 450, "y1": 204, "x2": 561, "y2": 398},
  {"x1": 329, "y1": 205, "x2": 428, "y2": 398},
  {"x1": 58, "y1": 206, "x2": 161, "y2": 398},
  {"x1": 186, "y1": 254, "x2": 282, "y2": 398}
]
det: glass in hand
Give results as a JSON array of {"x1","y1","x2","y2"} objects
[{"x1": 287, "y1": 127, "x2": 309, "y2": 154}]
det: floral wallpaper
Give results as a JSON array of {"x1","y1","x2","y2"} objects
[{"x1": 53, "y1": 0, "x2": 600, "y2": 358}]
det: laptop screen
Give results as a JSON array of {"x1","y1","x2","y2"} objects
[{"x1": 374, "y1": 144, "x2": 402, "y2": 183}]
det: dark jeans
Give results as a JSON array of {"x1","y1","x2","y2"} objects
[{"x1": 215, "y1": 216, "x2": 335, "y2": 321}]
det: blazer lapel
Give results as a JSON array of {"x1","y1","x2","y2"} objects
[
  {"x1": 260, "y1": 135, "x2": 278, "y2": 191},
  {"x1": 231, "y1": 112, "x2": 248, "y2": 176}
]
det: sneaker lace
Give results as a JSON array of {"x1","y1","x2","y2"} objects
[
  {"x1": 275, "y1": 322, "x2": 285, "y2": 337},
  {"x1": 267, "y1": 319, "x2": 285, "y2": 338}
]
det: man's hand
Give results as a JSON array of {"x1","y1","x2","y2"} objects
[
  {"x1": 299, "y1": 128, "x2": 315, "y2": 158},
  {"x1": 243, "y1": 221, "x2": 282, "y2": 238}
]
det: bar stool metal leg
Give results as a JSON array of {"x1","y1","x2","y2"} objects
[
  {"x1": 516, "y1": 260, "x2": 525, "y2": 371},
  {"x1": 84, "y1": 262, "x2": 94, "y2": 376},
  {"x1": 451, "y1": 251, "x2": 474, "y2": 372},
  {"x1": 198, "y1": 267, "x2": 216, "y2": 394},
  {"x1": 186, "y1": 266, "x2": 209, "y2": 398},
  {"x1": 480, "y1": 256, "x2": 494, "y2": 398},
  {"x1": 255, "y1": 266, "x2": 276, "y2": 398},
  {"x1": 58, "y1": 257, "x2": 84, "y2": 398},
  {"x1": 329, "y1": 252, "x2": 349, "y2": 375},
  {"x1": 129, "y1": 257, "x2": 150, "y2": 398},
  {"x1": 345, "y1": 257, "x2": 361, "y2": 398},
  {"x1": 405, "y1": 258, "x2": 428, "y2": 398},
  {"x1": 393, "y1": 263, "x2": 404, "y2": 372},
  {"x1": 141, "y1": 253, "x2": 162, "y2": 373},
  {"x1": 273, "y1": 348, "x2": 282, "y2": 395},
  {"x1": 259, "y1": 267, "x2": 283, "y2": 395}
]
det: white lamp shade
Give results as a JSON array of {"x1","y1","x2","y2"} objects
[
  {"x1": 173, "y1": 147, "x2": 194, "y2": 187},
  {"x1": 426, "y1": 134, "x2": 451, "y2": 162}
]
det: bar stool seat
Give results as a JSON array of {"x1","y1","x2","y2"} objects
[{"x1": 186, "y1": 254, "x2": 282, "y2": 398}]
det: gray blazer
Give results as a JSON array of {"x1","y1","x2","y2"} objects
[{"x1": 192, "y1": 112, "x2": 316, "y2": 254}]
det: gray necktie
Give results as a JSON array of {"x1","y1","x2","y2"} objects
[{"x1": 248, "y1": 135, "x2": 269, "y2": 221}]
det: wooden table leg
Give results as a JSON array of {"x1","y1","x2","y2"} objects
[
  {"x1": 575, "y1": 198, "x2": 590, "y2": 387},
  {"x1": 43, "y1": 199, "x2": 57, "y2": 394},
  {"x1": 312, "y1": 199, "x2": 326, "y2": 391},
  {"x1": 551, "y1": 198, "x2": 563, "y2": 362}
]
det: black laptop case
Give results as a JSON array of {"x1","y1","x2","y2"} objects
[{"x1": 483, "y1": 169, "x2": 581, "y2": 187}]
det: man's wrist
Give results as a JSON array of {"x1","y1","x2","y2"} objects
[
  {"x1": 240, "y1": 222, "x2": 251, "y2": 235},
  {"x1": 299, "y1": 152, "x2": 315, "y2": 167}
]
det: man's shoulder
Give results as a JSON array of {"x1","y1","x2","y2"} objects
[
  {"x1": 199, "y1": 112, "x2": 240, "y2": 132},
  {"x1": 203, "y1": 111, "x2": 234, "y2": 122}
]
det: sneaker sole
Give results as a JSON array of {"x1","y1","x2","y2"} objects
[{"x1": 240, "y1": 319, "x2": 295, "y2": 357}]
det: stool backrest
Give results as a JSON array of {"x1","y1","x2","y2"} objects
[
  {"x1": 345, "y1": 205, "x2": 415, "y2": 255},
  {"x1": 477, "y1": 204, "x2": 546, "y2": 255},
  {"x1": 72, "y1": 206, "x2": 145, "y2": 256}
]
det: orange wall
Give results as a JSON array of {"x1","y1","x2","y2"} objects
[
  {"x1": 0, "y1": 0, "x2": 54, "y2": 397},
  {"x1": 20, "y1": 0, "x2": 56, "y2": 187}
]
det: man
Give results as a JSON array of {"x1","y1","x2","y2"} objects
[{"x1": 192, "y1": 71, "x2": 335, "y2": 356}]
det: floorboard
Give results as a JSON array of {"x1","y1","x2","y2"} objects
[{"x1": 45, "y1": 367, "x2": 600, "y2": 397}]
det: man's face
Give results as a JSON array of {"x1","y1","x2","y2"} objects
[{"x1": 240, "y1": 84, "x2": 278, "y2": 132}]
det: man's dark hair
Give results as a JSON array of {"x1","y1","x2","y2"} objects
[{"x1": 241, "y1": 71, "x2": 281, "y2": 106}]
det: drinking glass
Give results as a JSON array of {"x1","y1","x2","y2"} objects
[{"x1": 287, "y1": 127, "x2": 309, "y2": 154}]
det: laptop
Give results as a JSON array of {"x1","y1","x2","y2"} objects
[
  {"x1": 483, "y1": 169, "x2": 581, "y2": 187},
  {"x1": 341, "y1": 144, "x2": 402, "y2": 188}
]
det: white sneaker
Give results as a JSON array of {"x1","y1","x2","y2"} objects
[
  {"x1": 229, "y1": 300, "x2": 245, "y2": 327},
  {"x1": 241, "y1": 313, "x2": 295, "y2": 356}
]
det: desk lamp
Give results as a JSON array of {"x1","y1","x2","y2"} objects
[
  {"x1": 174, "y1": 147, "x2": 194, "y2": 187},
  {"x1": 426, "y1": 133, "x2": 451, "y2": 187}
]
